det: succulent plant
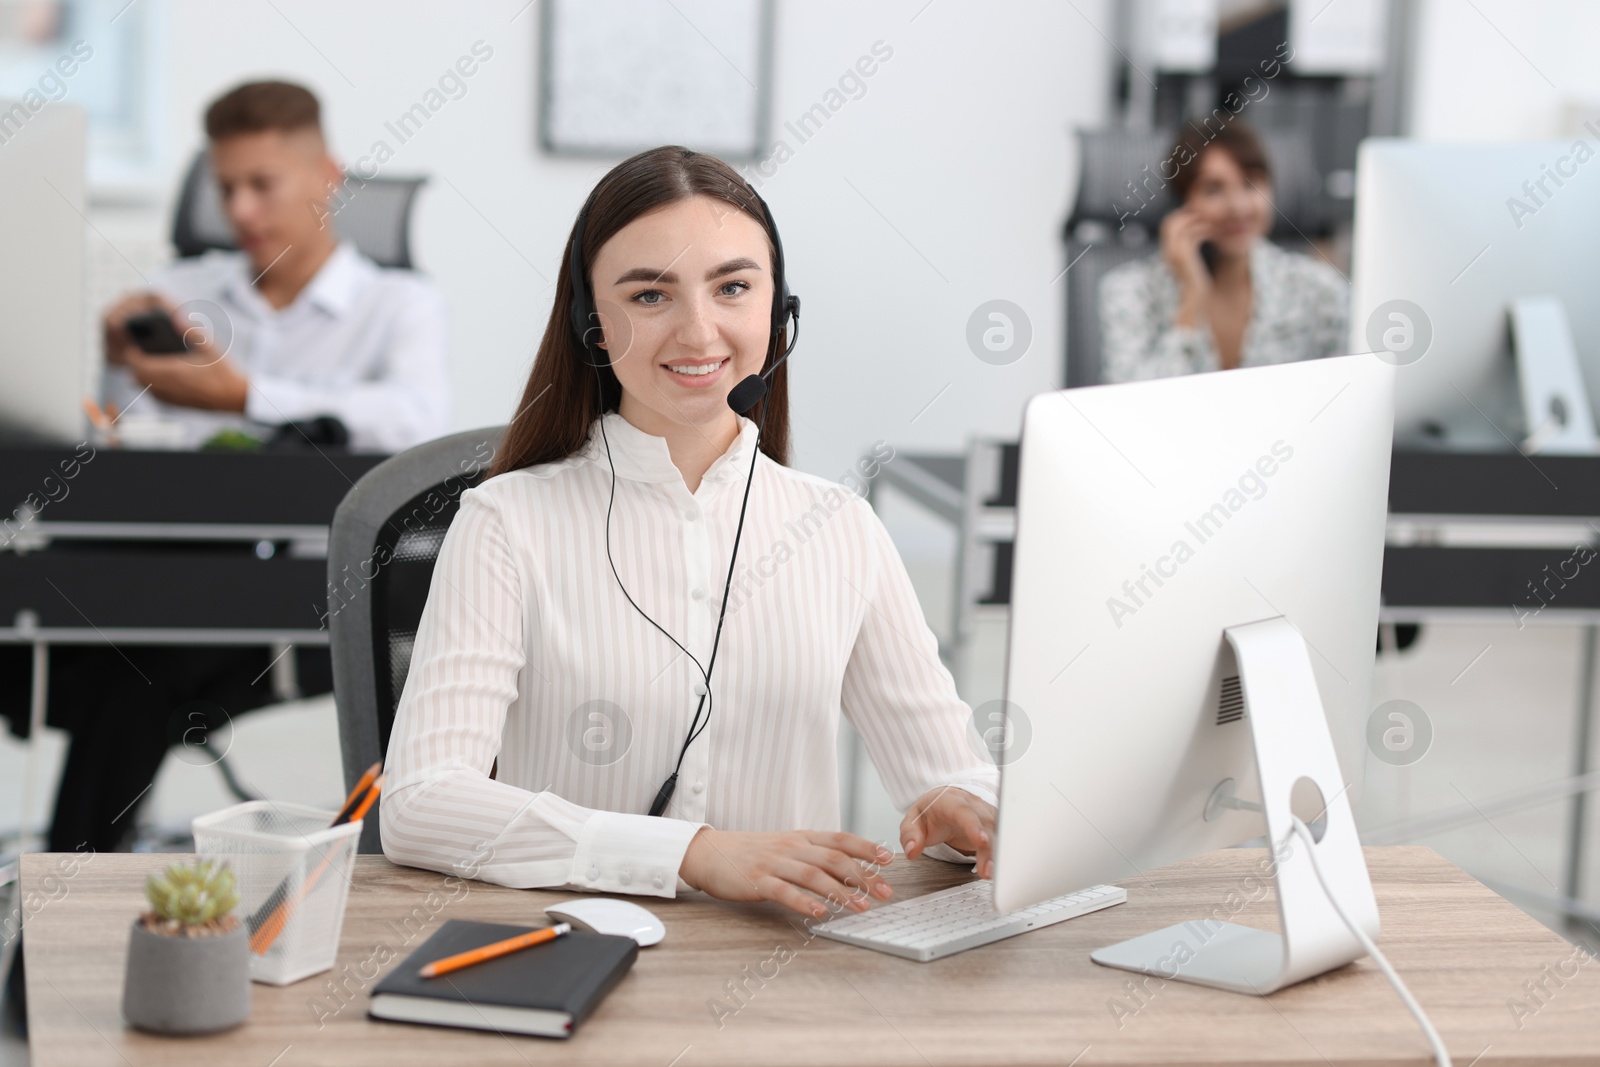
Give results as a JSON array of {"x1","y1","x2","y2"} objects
[{"x1": 143, "y1": 859, "x2": 241, "y2": 934}]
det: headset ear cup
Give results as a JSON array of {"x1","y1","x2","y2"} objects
[{"x1": 582, "y1": 316, "x2": 606, "y2": 354}]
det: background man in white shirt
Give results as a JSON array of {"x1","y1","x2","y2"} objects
[
  {"x1": 9, "y1": 81, "x2": 452, "y2": 864},
  {"x1": 101, "y1": 79, "x2": 450, "y2": 450}
]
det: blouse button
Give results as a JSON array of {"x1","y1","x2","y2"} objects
[
  {"x1": 684, "y1": 507, "x2": 700, "y2": 521},
  {"x1": 692, "y1": 780, "x2": 704, "y2": 795},
  {"x1": 693, "y1": 682, "x2": 707, "y2": 697},
  {"x1": 691, "y1": 586, "x2": 706, "y2": 600},
  {"x1": 619, "y1": 871, "x2": 632, "y2": 885},
  {"x1": 653, "y1": 874, "x2": 665, "y2": 889},
  {"x1": 586, "y1": 866, "x2": 599, "y2": 881}
]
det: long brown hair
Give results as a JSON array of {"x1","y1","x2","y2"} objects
[{"x1": 491, "y1": 146, "x2": 791, "y2": 477}]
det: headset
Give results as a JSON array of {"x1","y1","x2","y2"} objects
[{"x1": 568, "y1": 172, "x2": 800, "y2": 817}]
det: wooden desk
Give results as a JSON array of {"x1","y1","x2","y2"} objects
[{"x1": 21, "y1": 847, "x2": 1600, "y2": 1065}]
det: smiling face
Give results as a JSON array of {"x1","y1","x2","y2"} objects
[
  {"x1": 590, "y1": 194, "x2": 776, "y2": 440},
  {"x1": 1183, "y1": 146, "x2": 1273, "y2": 259}
]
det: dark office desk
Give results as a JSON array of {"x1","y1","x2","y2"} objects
[
  {"x1": 0, "y1": 446, "x2": 384, "y2": 644},
  {"x1": 882, "y1": 446, "x2": 1600, "y2": 616},
  {"x1": 0, "y1": 445, "x2": 385, "y2": 839}
]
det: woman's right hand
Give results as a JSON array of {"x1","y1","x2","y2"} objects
[
  {"x1": 679, "y1": 828, "x2": 896, "y2": 919},
  {"x1": 1159, "y1": 206, "x2": 1214, "y2": 325}
]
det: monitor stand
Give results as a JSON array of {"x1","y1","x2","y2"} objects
[
  {"x1": 1090, "y1": 616, "x2": 1380, "y2": 995},
  {"x1": 1511, "y1": 296, "x2": 1598, "y2": 455}
]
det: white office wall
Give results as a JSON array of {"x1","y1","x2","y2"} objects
[
  {"x1": 1409, "y1": 0, "x2": 1600, "y2": 140},
  {"x1": 114, "y1": 0, "x2": 1111, "y2": 481}
]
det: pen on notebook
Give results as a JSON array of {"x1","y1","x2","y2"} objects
[{"x1": 419, "y1": 924, "x2": 571, "y2": 979}]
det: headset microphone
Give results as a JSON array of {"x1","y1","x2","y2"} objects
[{"x1": 727, "y1": 295, "x2": 800, "y2": 414}]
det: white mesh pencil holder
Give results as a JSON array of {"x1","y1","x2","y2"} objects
[{"x1": 191, "y1": 800, "x2": 362, "y2": 986}]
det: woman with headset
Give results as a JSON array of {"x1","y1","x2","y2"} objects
[{"x1": 380, "y1": 146, "x2": 998, "y2": 920}]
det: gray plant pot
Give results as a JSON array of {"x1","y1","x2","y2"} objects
[{"x1": 122, "y1": 918, "x2": 251, "y2": 1035}]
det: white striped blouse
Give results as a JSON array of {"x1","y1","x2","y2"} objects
[{"x1": 380, "y1": 411, "x2": 1000, "y2": 899}]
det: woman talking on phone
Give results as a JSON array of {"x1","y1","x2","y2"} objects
[
  {"x1": 1099, "y1": 119, "x2": 1348, "y2": 382},
  {"x1": 379, "y1": 146, "x2": 998, "y2": 920}
]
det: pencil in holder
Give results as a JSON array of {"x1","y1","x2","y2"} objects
[{"x1": 191, "y1": 800, "x2": 362, "y2": 986}]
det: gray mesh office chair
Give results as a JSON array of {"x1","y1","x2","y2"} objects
[
  {"x1": 1062, "y1": 126, "x2": 1324, "y2": 387},
  {"x1": 171, "y1": 151, "x2": 427, "y2": 269},
  {"x1": 328, "y1": 427, "x2": 505, "y2": 854}
]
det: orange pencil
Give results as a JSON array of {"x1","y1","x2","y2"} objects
[
  {"x1": 346, "y1": 774, "x2": 383, "y2": 824},
  {"x1": 333, "y1": 761, "x2": 382, "y2": 825},
  {"x1": 81, "y1": 397, "x2": 118, "y2": 445},
  {"x1": 419, "y1": 923, "x2": 570, "y2": 979},
  {"x1": 249, "y1": 775, "x2": 385, "y2": 955}
]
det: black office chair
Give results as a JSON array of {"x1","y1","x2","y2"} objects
[
  {"x1": 171, "y1": 151, "x2": 427, "y2": 269},
  {"x1": 327, "y1": 427, "x2": 505, "y2": 854},
  {"x1": 1061, "y1": 126, "x2": 1324, "y2": 387}
]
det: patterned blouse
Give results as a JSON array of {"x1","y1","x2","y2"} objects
[{"x1": 1098, "y1": 239, "x2": 1350, "y2": 383}]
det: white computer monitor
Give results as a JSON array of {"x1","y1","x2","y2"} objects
[
  {"x1": 991, "y1": 354, "x2": 1394, "y2": 993},
  {"x1": 0, "y1": 100, "x2": 86, "y2": 444},
  {"x1": 1350, "y1": 138, "x2": 1600, "y2": 453}
]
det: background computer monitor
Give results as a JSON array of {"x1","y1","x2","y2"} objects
[
  {"x1": 0, "y1": 101, "x2": 86, "y2": 444},
  {"x1": 992, "y1": 355, "x2": 1393, "y2": 915},
  {"x1": 1349, "y1": 138, "x2": 1600, "y2": 450}
]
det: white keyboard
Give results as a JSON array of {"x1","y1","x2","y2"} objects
[{"x1": 813, "y1": 879, "x2": 1126, "y2": 962}]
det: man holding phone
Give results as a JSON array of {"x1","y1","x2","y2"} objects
[
  {"x1": 101, "y1": 79, "x2": 450, "y2": 450},
  {"x1": 27, "y1": 81, "x2": 453, "y2": 859},
  {"x1": 3, "y1": 79, "x2": 458, "y2": 1026}
]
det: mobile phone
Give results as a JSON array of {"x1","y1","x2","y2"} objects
[
  {"x1": 1198, "y1": 239, "x2": 1220, "y2": 277},
  {"x1": 124, "y1": 310, "x2": 189, "y2": 355}
]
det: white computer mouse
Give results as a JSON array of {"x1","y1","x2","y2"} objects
[{"x1": 543, "y1": 898, "x2": 666, "y2": 946}]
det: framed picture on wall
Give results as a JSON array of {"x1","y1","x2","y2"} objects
[{"x1": 538, "y1": 0, "x2": 772, "y2": 161}]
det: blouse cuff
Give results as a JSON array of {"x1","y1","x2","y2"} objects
[
  {"x1": 569, "y1": 809, "x2": 707, "y2": 898},
  {"x1": 941, "y1": 781, "x2": 998, "y2": 809},
  {"x1": 923, "y1": 843, "x2": 978, "y2": 865}
]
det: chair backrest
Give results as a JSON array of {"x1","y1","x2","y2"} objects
[
  {"x1": 328, "y1": 426, "x2": 505, "y2": 853},
  {"x1": 171, "y1": 151, "x2": 426, "y2": 269},
  {"x1": 1063, "y1": 239, "x2": 1155, "y2": 387},
  {"x1": 1062, "y1": 125, "x2": 1326, "y2": 387}
]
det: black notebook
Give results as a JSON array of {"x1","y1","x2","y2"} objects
[{"x1": 367, "y1": 919, "x2": 639, "y2": 1038}]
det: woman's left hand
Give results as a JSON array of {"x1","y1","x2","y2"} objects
[{"x1": 900, "y1": 787, "x2": 997, "y2": 878}]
